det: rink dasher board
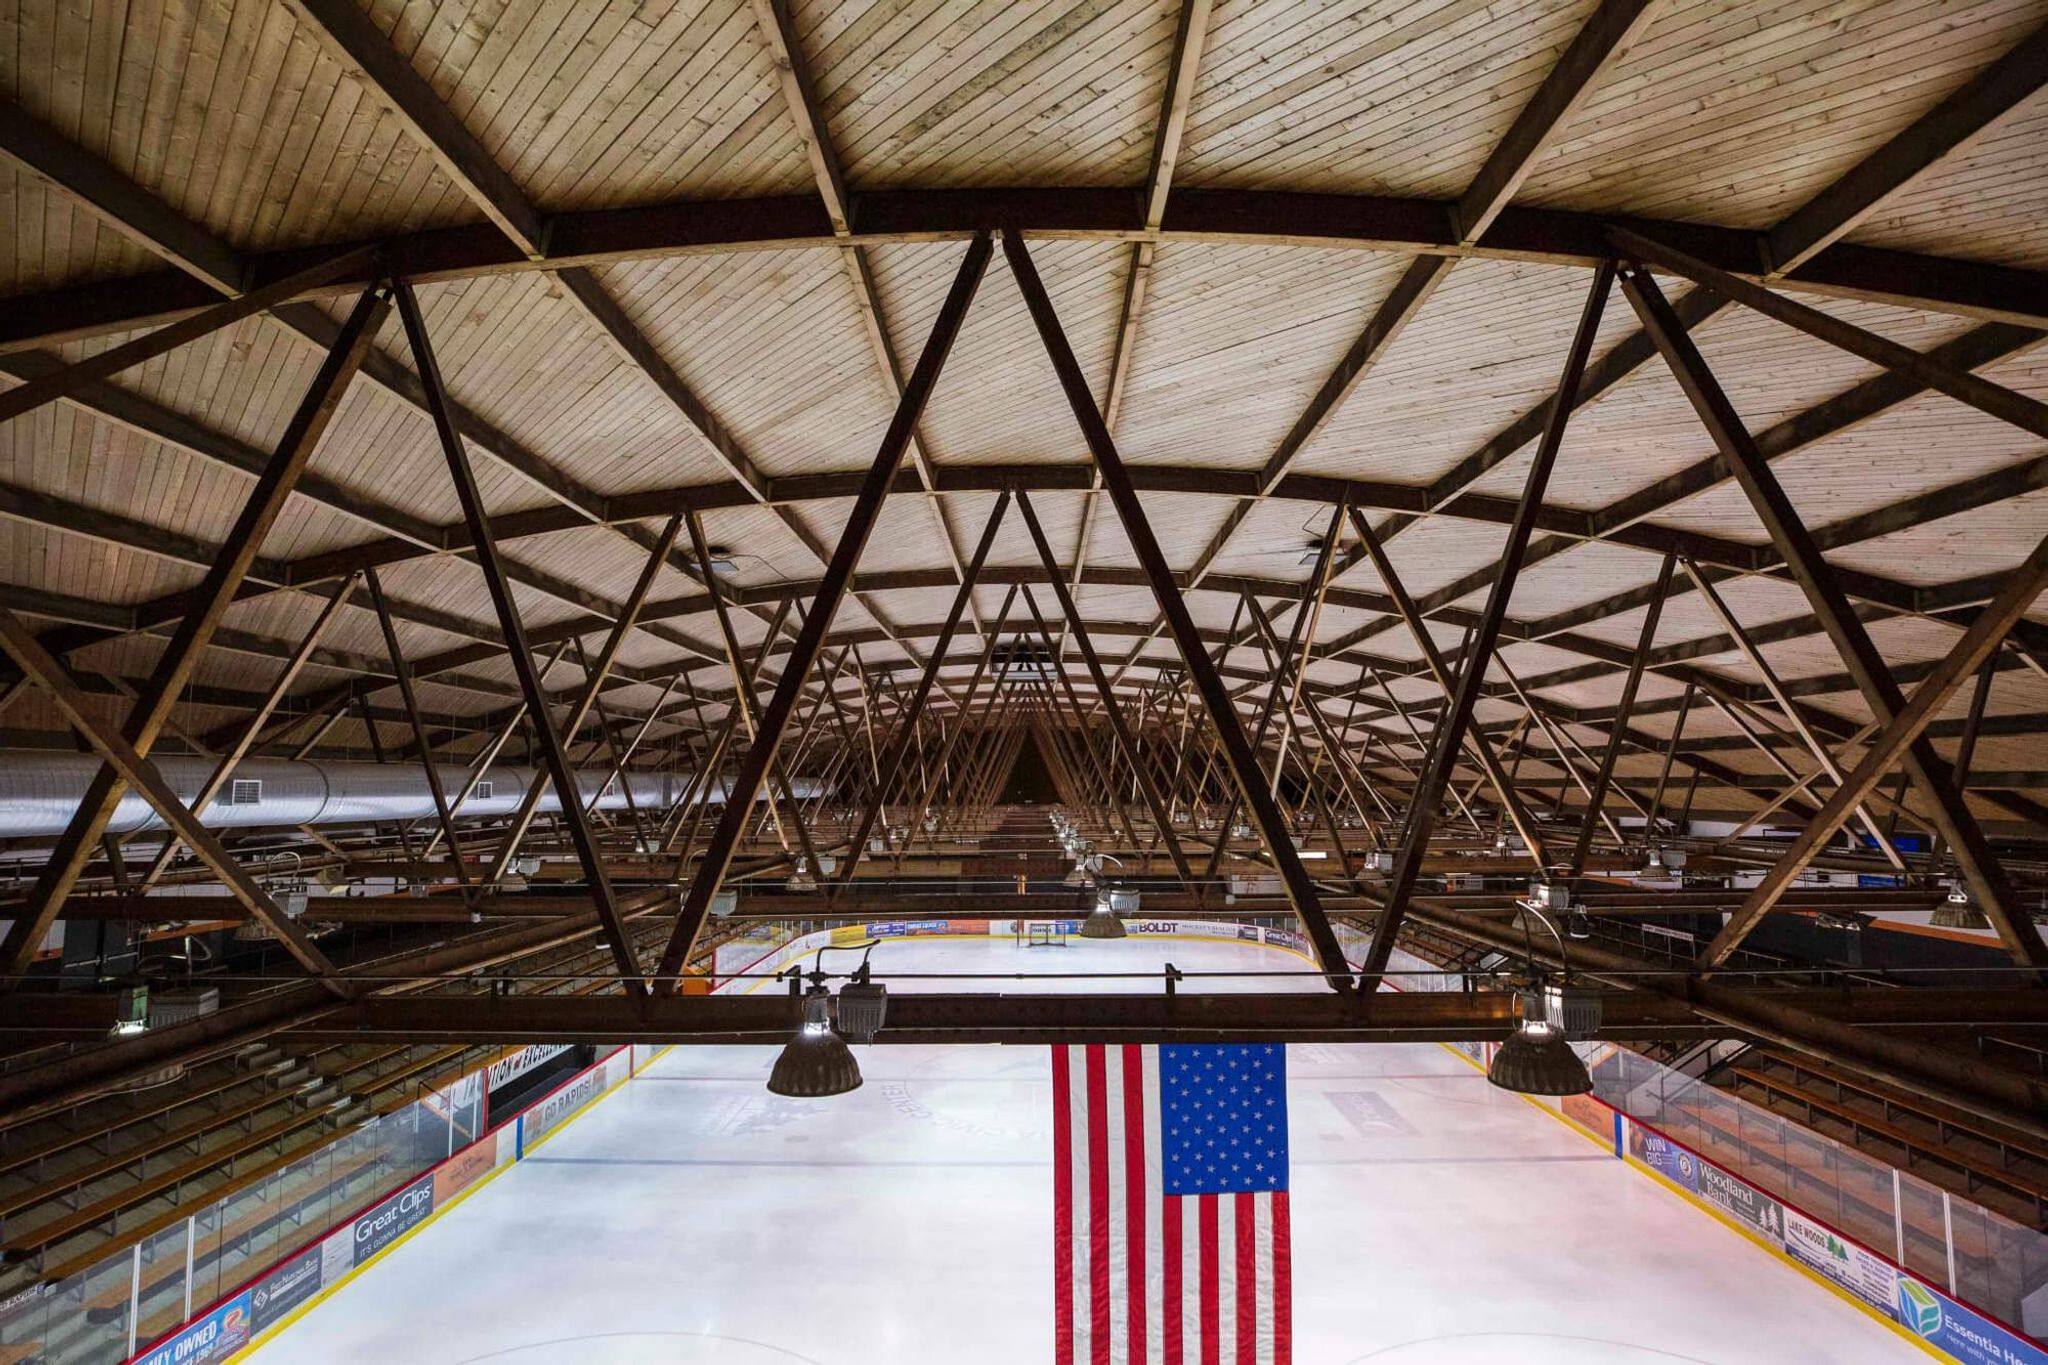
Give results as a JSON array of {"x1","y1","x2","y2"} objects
[
  {"x1": 129, "y1": 1044, "x2": 664, "y2": 1365},
  {"x1": 1454, "y1": 1044, "x2": 2048, "y2": 1365}
]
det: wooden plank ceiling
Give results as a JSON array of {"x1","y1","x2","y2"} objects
[{"x1": 1, "y1": 0, "x2": 2046, "y2": 829}]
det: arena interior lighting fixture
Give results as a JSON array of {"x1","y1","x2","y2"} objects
[
  {"x1": 1487, "y1": 983, "x2": 1596, "y2": 1097},
  {"x1": 1231, "y1": 819, "x2": 1253, "y2": 840},
  {"x1": 110, "y1": 982, "x2": 150, "y2": 1037},
  {"x1": 767, "y1": 984, "x2": 862, "y2": 1097},
  {"x1": 1931, "y1": 880, "x2": 1990, "y2": 931},
  {"x1": 1079, "y1": 887, "x2": 1131, "y2": 939},
  {"x1": 785, "y1": 855, "x2": 818, "y2": 893}
]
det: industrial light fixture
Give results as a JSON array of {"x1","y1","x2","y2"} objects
[
  {"x1": 867, "y1": 834, "x2": 887, "y2": 855},
  {"x1": 110, "y1": 982, "x2": 150, "y2": 1037},
  {"x1": 1931, "y1": 880, "x2": 1990, "y2": 931},
  {"x1": 921, "y1": 813, "x2": 939, "y2": 834},
  {"x1": 1645, "y1": 844, "x2": 1664, "y2": 871},
  {"x1": 1231, "y1": 819, "x2": 1253, "y2": 840},
  {"x1": 766, "y1": 985, "x2": 862, "y2": 1097},
  {"x1": 1487, "y1": 982, "x2": 1597, "y2": 1096},
  {"x1": 835, "y1": 958, "x2": 888, "y2": 1045},
  {"x1": 1079, "y1": 896, "x2": 1128, "y2": 939},
  {"x1": 785, "y1": 855, "x2": 818, "y2": 893}
]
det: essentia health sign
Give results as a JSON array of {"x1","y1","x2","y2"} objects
[{"x1": 1895, "y1": 1277, "x2": 2048, "y2": 1365}]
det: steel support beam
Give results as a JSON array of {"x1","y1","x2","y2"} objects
[
  {"x1": 1620, "y1": 265, "x2": 2048, "y2": 972},
  {"x1": 1001, "y1": 228, "x2": 1350, "y2": 987},
  {"x1": 653, "y1": 234, "x2": 993, "y2": 993},
  {"x1": 1358, "y1": 262, "x2": 1615, "y2": 993},
  {"x1": 393, "y1": 281, "x2": 646, "y2": 989}
]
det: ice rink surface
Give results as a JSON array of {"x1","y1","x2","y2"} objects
[{"x1": 251, "y1": 934, "x2": 1923, "y2": 1363}]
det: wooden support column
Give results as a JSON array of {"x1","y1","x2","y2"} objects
[
  {"x1": 1358, "y1": 263, "x2": 1614, "y2": 993},
  {"x1": 1620, "y1": 264, "x2": 2048, "y2": 971},
  {"x1": 653, "y1": 235, "x2": 992, "y2": 993},
  {"x1": 1017, "y1": 491, "x2": 1199, "y2": 887},
  {"x1": 0, "y1": 609, "x2": 345, "y2": 991},
  {"x1": 1705, "y1": 529, "x2": 2048, "y2": 966},
  {"x1": 1564, "y1": 552, "x2": 1674, "y2": 880},
  {"x1": 835, "y1": 492, "x2": 1010, "y2": 889},
  {"x1": 1002, "y1": 228, "x2": 1349, "y2": 987},
  {"x1": 393, "y1": 282, "x2": 644, "y2": 990},
  {"x1": 0, "y1": 285, "x2": 388, "y2": 982}
]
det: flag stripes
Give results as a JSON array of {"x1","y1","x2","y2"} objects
[{"x1": 1053, "y1": 1044, "x2": 1290, "y2": 1364}]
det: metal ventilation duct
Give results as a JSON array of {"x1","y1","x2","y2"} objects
[{"x1": 0, "y1": 754, "x2": 809, "y2": 840}]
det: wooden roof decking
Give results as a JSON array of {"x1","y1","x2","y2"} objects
[{"x1": 0, "y1": 0, "x2": 2044, "y2": 831}]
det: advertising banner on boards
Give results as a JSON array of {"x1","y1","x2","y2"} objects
[
  {"x1": 433, "y1": 1130, "x2": 498, "y2": 1206},
  {"x1": 1629, "y1": 1126, "x2": 1698, "y2": 1191},
  {"x1": 1697, "y1": 1162, "x2": 1784, "y2": 1242},
  {"x1": 522, "y1": 1064, "x2": 608, "y2": 1146},
  {"x1": 1782, "y1": 1207, "x2": 1899, "y2": 1318},
  {"x1": 133, "y1": 1290, "x2": 251, "y2": 1365},
  {"x1": 352, "y1": 1174, "x2": 434, "y2": 1263},
  {"x1": 1894, "y1": 1277, "x2": 2048, "y2": 1365},
  {"x1": 250, "y1": 1247, "x2": 323, "y2": 1330}
]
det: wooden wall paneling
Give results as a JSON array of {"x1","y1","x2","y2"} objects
[
  {"x1": 1826, "y1": 489, "x2": 2048, "y2": 592},
  {"x1": 1113, "y1": 242, "x2": 1413, "y2": 468},
  {"x1": 1179, "y1": 0, "x2": 1600, "y2": 196},
  {"x1": 468, "y1": 0, "x2": 815, "y2": 209},
  {"x1": 1289, "y1": 257, "x2": 1627, "y2": 485},
  {"x1": 593, "y1": 250, "x2": 895, "y2": 480},
  {"x1": 797, "y1": 0, "x2": 1175, "y2": 188},
  {"x1": 1848, "y1": 91, "x2": 2048, "y2": 271},
  {"x1": 1516, "y1": 0, "x2": 2048, "y2": 228},
  {"x1": 861, "y1": 238, "x2": 1126, "y2": 465},
  {"x1": 0, "y1": 169, "x2": 166, "y2": 294},
  {"x1": 1079, "y1": 487, "x2": 1232, "y2": 575}
]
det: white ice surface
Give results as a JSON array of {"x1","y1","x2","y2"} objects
[{"x1": 250, "y1": 934, "x2": 1920, "y2": 1363}]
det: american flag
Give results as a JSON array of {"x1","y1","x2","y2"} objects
[{"x1": 1053, "y1": 1043, "x2": 1292, "y2": 1364}]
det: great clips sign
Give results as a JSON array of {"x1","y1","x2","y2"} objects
[{"x1": 352, "y1": 1175, "x2": 434, "y2": 1262}]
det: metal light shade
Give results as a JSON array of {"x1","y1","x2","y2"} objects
[
  {"x1": 1487, "y1": 1026, "x2": 1592, "y2": 1096},
  {"x1": 767, "y1": 989, "x2": 862, "y2": 1097},
  {"x1": 1079, "y1": 903, "x2": 1127, "y2": 939},
  {"x1": 1931, "y1": 889, "x2": 1990, "y2": 931}
]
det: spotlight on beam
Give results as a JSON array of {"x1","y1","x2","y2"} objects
[
  {"x1": 767, "y1": 985, "x2": 862, "y2": 1097},
  {"x1": 1488, "y1": 983, "x2": 1597, "y2": 1097},
  {"x1": 1931, "y1": 879, "x2": 1990, "y2": 931}
]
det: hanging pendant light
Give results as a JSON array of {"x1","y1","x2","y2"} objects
[
  {"x1": 1931, "y1": 880, "x2": 1990, "y2": 930},
  {"x1": 767, "y1": 986, "x2": 863, "y2": 1097},
  {"x1": 1487, "y1": 984, "x2": 1596, "y2": 1096},
  {"x1": 1079, "y1": 890, "x2": 1128, "y2": 939}
]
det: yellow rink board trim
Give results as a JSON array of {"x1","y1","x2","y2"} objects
[
  {"x1": 1435, "y1": 1041, "x2": 1952, "y2": 1364},
  {"x1": 231, "y1": 933, "x2": 1962, "y2": 1365},
  {"x1": 233, "y1": 1047, "x2": 668, "y2": 1362}
]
